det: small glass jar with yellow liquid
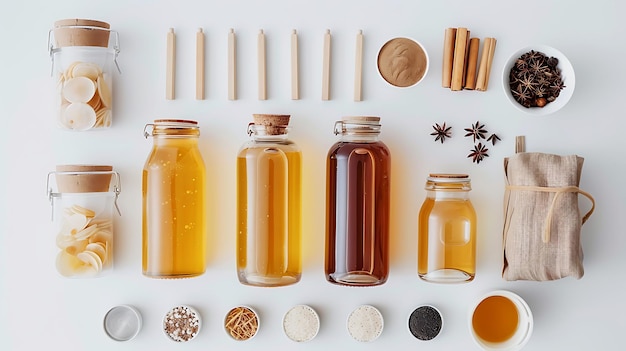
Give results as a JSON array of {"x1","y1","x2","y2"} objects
[
  {"x1": 418, "y1": 174, "x2": 476, "y2": 283},
  {"x1": 142, "y1": 119, "x2": 206, "y2": 278},
  {"x1": 237, "y1": 114, "x2": 302, "y2": 287}
]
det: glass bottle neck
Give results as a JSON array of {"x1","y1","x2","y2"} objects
[
  {"x1": 334, "y1": 120, "x2": 381, "y2": 143},
  {"x1": 248, "y1": 124, "x2": 290, "y2": 141},
  {"x1": 425, "y1": 176, "x2": 472, "y2": 200},
  {"x1": 144, "y1": 120, "x2": 200, "y2": 138}
]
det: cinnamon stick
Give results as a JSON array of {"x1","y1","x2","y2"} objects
[
  {"x1": 450, "y1": 27, "x2": 468, "y2": 91},
  {"x1": 476, "y1": 37, "x2": 496, "y2": 91},
  {"x1": 484, "y1": 37, "x2": 497, "y2": 90},
  {"x1": 475, "y1": 38, "x2": 490, "y2": 91},
  {"x1": 442, "y1": 28, "x2": 456, "y2": 88},
  {"x1": 464, "y1": 37, "x2": 480, "y2": 90}
]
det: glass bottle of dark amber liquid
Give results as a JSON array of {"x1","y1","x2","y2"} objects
[{"x1": 325, "y1": 116, "x2": 391, "y2": 286}]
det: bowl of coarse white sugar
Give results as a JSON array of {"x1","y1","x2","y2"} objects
[
  {"x1": 347, "y1": 305, "x2": 384, "y2": 342},
  {"x1": 282, "y1": 305, "x2": 320, "y2": 342}
]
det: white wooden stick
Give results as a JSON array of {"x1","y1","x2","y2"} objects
[
  {"x1": 228, "y1": 28, "x2": 237, "y2": 100},
  {"x1": 196, "y1": 28, "x2": 205, "y2": 100},
  {"x1": 354, "y1": 29, "x2": 363, "y2": 101},
  {"x1": 291, "y1": 29, "x2": 299, "y2": 100},
  {"x1": 258, "y1": 29, "x2": 266, "y2": 100},
  {"x1": 322, "y1": 29, "x2": 331, "y2": 100},
  {"x1": 166, "y1": 28, "x2": 175, "y2": 100}
]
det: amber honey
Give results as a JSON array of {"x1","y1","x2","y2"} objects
[
  {"x1": 472, "y1": 296, "x2": 519, "y2": 343},
  {"x1": 142, "y1": 120, "x2": 206, "y2": 278}
]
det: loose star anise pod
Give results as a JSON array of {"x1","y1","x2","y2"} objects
[
  {"x1": 468, "y1": 142, "x2": 489, "y2": 164},
  {"x1": 430, "y1": 122, "x2": 452, "y2": 144},
  {"x1": 487, "y1": 133, "x2": 501, "y2": 145},
  {"x1": 464, "y1": 121, "x2": 488, "y2": 142}
]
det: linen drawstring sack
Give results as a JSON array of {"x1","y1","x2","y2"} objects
[{"x1": 502, "y1": 152, "x2": 595, "y2": 281}]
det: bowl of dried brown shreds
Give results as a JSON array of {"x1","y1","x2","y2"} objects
[{"x1": 502, "y1": 45, "x2": 574, "y2": 116}]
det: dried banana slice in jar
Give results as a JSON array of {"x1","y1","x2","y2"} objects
[
  {"x1": 61, "y1": 103, "x2": 97, "y2": 131},
  {"x1": 77, "y1": 250, "x2": 103, "y2": 272},
  {"x1": 56, "y1": 251, "x2": 85, "y2": 277},
  {"x1": 70, "y1": 205, "x2": 96, "y2": 218},
  {"x1": 97, "y1": 75, "x2": 112, "y2": 108},
  {"x1": 55, "y1": 59, "x2": 113, "y2": 130},
  {"x1": 63, "y1": 77, "x2": 96, "y2": 103},
  {"x1": 71, "y1": 62, "x2": 102, "y2": 81},
  {"x1": 55, "y1": 204, "x2": 113, "y2": 277}
]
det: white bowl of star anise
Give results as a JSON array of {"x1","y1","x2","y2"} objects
[{"x1": 502, "y1": 45, "x2": 575, "y2": 116}]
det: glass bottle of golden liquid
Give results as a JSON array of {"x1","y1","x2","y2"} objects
[
  {"x1": 325, "y1": 116, "x2": 391, "y2": 286},
  {"x1": 418, "y1": 174, "x2": 476, "y2": 283},
  {"x1": 237, "y1": 114, "x2": 302, "y2": 287},
  {"x1": 142, "y1": 119, "x2": 206, "y2": 278}
]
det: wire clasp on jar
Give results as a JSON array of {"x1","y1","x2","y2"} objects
[
  {"x1": 47, "y1": 171, "x2": 122, "y2": 220},
  {"x1": 48, "y1": 28, "x2": 121, "y2": 76}
]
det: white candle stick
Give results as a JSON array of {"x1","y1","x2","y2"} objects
[
  {"x1": 258, "y1": 29, "x2": 266, "y2": 100},
  {"x1": 322, "y1": 29, "x2": 331, "y2": 101},
  {"x1": 354, "y1": 29, "x2": 363, "y2": 101},
  {"x1": 228, "y1": 28, "x2": 237, "y2": 100},
  {"x1": 166, "y1": 28, "x2": 176, "y2": 100},
  {"x1": 291, "y1": 29, "x2": 299, "y2": 100},
  {"x1": 196, "y1": 28, "x2": 205, "y2": 100}
]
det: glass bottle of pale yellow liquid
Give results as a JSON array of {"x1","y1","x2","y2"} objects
[
  {"x1": 418, "y1": 174, "x2": 476, "y2": 283},
  {"x1": 325, "y1": 116, "x2": 391, "y2": 286},
  {"x1": 237, "y1": 114, "x2": 302, "y2": 287},
  {"x1": 142, "y1": 119, "x2": 206, "y2": 278}
]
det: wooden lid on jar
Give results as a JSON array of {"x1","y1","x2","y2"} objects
[
  {"x1": 56, "y1": 165, "x2": 113, "y2": 193},
  {"x1": 53, "y1": 19, "x2": 111, "y2": 48}
]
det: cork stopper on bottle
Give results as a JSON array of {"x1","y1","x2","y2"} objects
[
  {"x1": 252, "y1": 114, "x2": 290, "y2": 135},
  {"x1": 56, "y1": 165, "x2": 113, "y2": 193},
  {"x1": 53, "y1": 19, "x2": 111, "y2": 48}
]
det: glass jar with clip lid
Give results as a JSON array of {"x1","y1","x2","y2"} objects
[
  {"x1": 48, "y1": 19, "x2": 121, "y2": 130},
  {"x1": 47, "y1": 165, "x2": 121, "y2": 278}
]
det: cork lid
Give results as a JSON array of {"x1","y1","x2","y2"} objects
[
  {"x1": 252, "y1": 114, "x2": 290, "y2": 135},
  {"x1": 56, "y1": 165, "x2": 113, "y2": 193},
  {"x1": 53, "y1": 19, "x2": 111, "y2": 48}
]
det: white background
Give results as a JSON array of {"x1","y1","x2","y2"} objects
[{"x1": 1, "y1": 1, "x2": 625, "y2": 350}]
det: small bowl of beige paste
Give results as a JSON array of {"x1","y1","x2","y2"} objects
[{"x1": 377, "y1": 37, "x2": 429, "y2": 88}]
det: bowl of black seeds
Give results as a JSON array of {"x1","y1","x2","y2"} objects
[
  {"x1": 408, "y1": 305, "x2": 443, "y2": 341},
  {"x1": 502, "y1": 45, "x2": 575, "y2": 116}
]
